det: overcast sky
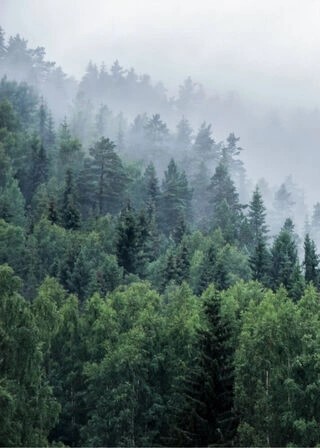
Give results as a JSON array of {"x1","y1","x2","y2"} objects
[
  {"x1": 2, "y1": 0, "x2": 320, "y2": 107},
  {"x1": 3, "y1": 0, "x2": 320, "y2": 211}
]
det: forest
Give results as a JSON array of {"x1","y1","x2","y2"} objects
[{"x1": 2, "y1": 25, "x2": 320, "y2": 447}]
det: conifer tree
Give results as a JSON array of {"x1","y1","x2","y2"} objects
[
  {"x1": 249, "y1": 236, "x2": 271, "y2": 285},
  {"x1": 160, "y1": 159, "x2": 192, "y2": 235},
  {"x1": 208, "y1": 163, "x2": 242, "y2": 242},
  {"x1": 29, "y1": 135, "x2": 49, "y2": 201},
  {"x1": 61, "y1": 169, "x2": 80, "y2": 230},
  {"x1": 248, "y1": 186, "x2": 268, "y2": 246},
  {"x1": 58, "y1": 118, "x2": 83, "y2": 179},
  {"x1": 303, "y1": 233, "x2": 319, "y2": 286},
  {"x1": 176, "y1": 286, "x2": 236, "y2": 446},
  {"x1": 271, "y1": 220, "x2": 304, "y2": 299},
  {"x1": 142, "y1": 162, "x2": 160, "y2": 213},
  {"x1": 89, "y1": 137, "x2": 128, "y2": 215},
  {"x1": 116, "y1": 202, "x2": 140, "y2": 275}
]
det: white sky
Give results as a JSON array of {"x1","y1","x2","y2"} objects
[{"x1": 2, "y1": 0, "x2": 320, "y2": 106}]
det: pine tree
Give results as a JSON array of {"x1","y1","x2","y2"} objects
[
  {"x1": 176, "y1": 286, "x2": 236, "y2": 446},
  {"x1": 142, "y1": 162, "x2": 160, "y2": 212},
  {"x1": 160, "y1": 159, "x2": 192, "y2": 235},
  {"x1": 58, "y1": 118, "x2": 83, "y2": 179},
  {"x1": 197, "y1": 243, "x2": 217, "y2": 294},
  {"x1": 116, "y1": 202, "x2": 140, "y2": 275},
  {"x1": 271, "y1": 221, "x2": 304, "y2": 299},
  {"x1": 208, "y1": 163, "x2": 242, "y2": 242},
  {"x1": 29, "y1": 135, "x2": 49, "y2": 201},
  {"x1": 176, "y1": 239, "x2": 190, "y2": 284},
  {"x1": 89, "y1": 137, "x2": 128, "y2": 215},
  {"x1": 162, "y1": 251, "x2": 178, "y2": 289},
  {"x1": 48, "y1": 198, "x2": 59, "y2": 224},
  {"x1": 304, "y1": 233, "x2": 319, "y2": 286},
  {"x1": 61, "y1": 169, "x2": 80, "y2": 230},
  {"x1": 250, "y1": 236, "x2": 271, "y2": 285},
  {"x1": 248, "y1": 186, "x2": 268, "y2": 250}
]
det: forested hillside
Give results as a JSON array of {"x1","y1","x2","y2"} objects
[{"x1": 2, "y1": 26, "x2": 320, "y2": 447}]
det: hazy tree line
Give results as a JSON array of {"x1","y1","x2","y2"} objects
[{"x1": 3, "y1": 27, "x2": 320, "y2": 447}]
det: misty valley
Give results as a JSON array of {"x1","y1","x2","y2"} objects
[{"x1": 1, "y1": 21, "x2": 320, "y2": 447}]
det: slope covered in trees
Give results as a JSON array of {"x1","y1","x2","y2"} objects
[{"x1": 1, "y1": 27, "x2": 320, "y2": 447}]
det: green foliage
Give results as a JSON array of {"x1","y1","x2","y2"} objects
[
  {"x1": 271, "y1": 222, "x2": 304, "y2": 299},
  {"x1": 87, "y1": 136, "x2": 128, "y2": 215},
  {"x1": 0, "y1": 265, "x2": 59, "y2": 446},
  {"x1": 160, "y1": 158, "x2": 192, "y2": 235},
  {"x1": 2, "y1": 46, "x2": 320, "y2": 447}
]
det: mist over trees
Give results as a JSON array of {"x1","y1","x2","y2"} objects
[{"x1": 2, "y1": 25, "x2": 320, "y2": 447}]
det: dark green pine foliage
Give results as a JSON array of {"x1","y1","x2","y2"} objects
[
  {"x1": 39, "y1": 101, "x2": 56, "y2": 152},
  {"x1": 0, "y1": 98, "x2": 19, "y2": 131},
  {"x1": 173, "y1": 210, "x2": 187, "y2": 244},
  {"x1": 162, "y1": 251, "x2": 178, "y2": 289},
  {"x1": 116, "y1": 202, "x2": 143, "y2": 275},
  {"x1": 29, "y1": 135, "x2": 49, "y2": 201},
  {"x1": 0, "y1": 265, "x2": 60, "y2": 446},
  {"x1": 250, "y1": 236, "x2": 271, "y2": 286},
  {"x1": 142, "y1": 162, "x2": 160, "y2": 215},
  {"x1": 208, "y1": 162, "x2": 241, "y2": 243},
  {"x1": 197, "y1": 243, "x2": 217, "y2": 295},
  {"x1": 135, "y1": 208, "x2": 153, "y2": 274},
  {"x1": 271, "y1": 220, "x2": 304, "y2": 300},
  {"x1": 47, "y1": 198, "x2": 59, "y2": 224},
  {"x1": 176, "y1": 239, "x2": 190, "y2": 284},
  {"x1": 160, "y1": 158, "x2": 192, "y2": 235},
  {"x1": 39, "y1": 100, "x2": 47, "y2": 145},
  {"x1": 61, "y1": 169, "x2": 80, "y2": 230},
  {"x1": 303, "y1": 233, "x2": 319, "y2": 286},
  {"x1": 70, "y1": 250, "x2": 92, "y2": 302},
  {"x1": 248, "y1": 186, "x2": 268, "y2": 248},
  {"x1": 58, "y1": 118, "x2": 83, "y2": 179},
  {"x1": 49, "y1": 295, "x2": 86, "y2": 447},
  {"x1": 89, "y1": 137, "x2": 128, "y2": 215},
  {"x1": 248, "y1": 186, "x2": 271, "y2": 284},
  {"x1": 77, "y1": 158, "x2": 95, "y2": 219},
  {"x1": 175, "y1": 286, "x2": 236, "y2": 446}
]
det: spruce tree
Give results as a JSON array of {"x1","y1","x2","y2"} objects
[
  {"x1": 116, "y1": 202, "x2": 140, "y2": 275},
  {"x1": 176, "y1": 286, "x2": 236, "y2": 446},
  {"x1": 304, "y1": 233, "x2": 319, "y2": 286},
  {"x1": 29, "y1": 135, "x2": 49, "y2": 201},
  {"x1": 271, "y1": 221, "x2": 304, "y2": 299},
  {"x1": 89, "y1": 137, "x2": 128, "y2": 215},
  {"x1": 208, "y1": 163, "x2": 241, "y2": 242},
  {"x1": 61, "y1": 169, "x2": 80, "y2": 230},
  {"x1": 160, "y1": 159, "x2": 192, "y2": 235},
  {"x1": 249, "y1": 236, "x2": 271, "y2": 285},
  {"x1": 248, "y1": 186, "x2": 268, "y2": 247}
]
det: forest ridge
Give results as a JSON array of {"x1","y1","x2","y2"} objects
[{"x1": 1, "y1": 26, "x2": 320, "y2": 447}]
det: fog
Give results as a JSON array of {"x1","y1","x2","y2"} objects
[{"x1": 2, "y1": 0, "x2": 320, "y2": 208}]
